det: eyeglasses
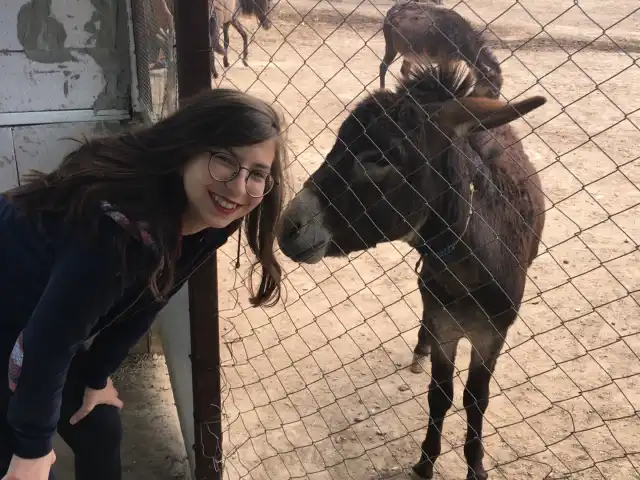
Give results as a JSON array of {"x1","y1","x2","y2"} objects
[{"x1": 208, "y1": 151, "x2": 275, "y2": 198}]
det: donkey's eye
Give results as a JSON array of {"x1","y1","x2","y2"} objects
[
  {"x1": 374, "y1": 155, "x2": 392, "y2": 166},
  {"x1": 355, "y1": 150, "x2": 385, "y2": 166}
]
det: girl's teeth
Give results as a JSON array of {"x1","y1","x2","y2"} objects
[{"x1": 214, "y1": 194, "x2": 237, "y2": 209}]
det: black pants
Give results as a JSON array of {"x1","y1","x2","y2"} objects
[{"x1": 0, "y1": 348, "x2": 123, "y2": 480}]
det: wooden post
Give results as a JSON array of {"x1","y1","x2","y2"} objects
[{"x1": 173, "y1": 1, "x2": 223, "y2": 479}]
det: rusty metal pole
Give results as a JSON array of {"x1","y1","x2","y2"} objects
[{"x1": 173, "y1": 1, "x2": 223, "y2": 480}]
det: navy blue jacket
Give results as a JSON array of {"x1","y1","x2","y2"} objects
[{"x1": 0, "y1": 193, "x2": 231, "y2": 459}]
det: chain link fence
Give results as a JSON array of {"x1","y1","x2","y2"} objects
[
  {"x1": 126, "y1": 0, "x2": 178, "y2": 358},
  {"x1": 131, "y1": 0, "x2": 178, "y2": 123},
  {"x1": 145, "y1": 0, "x2": 640, "y2": 477}
]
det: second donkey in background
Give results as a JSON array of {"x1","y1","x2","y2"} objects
[
  {"x1": 208, "y1": 0, "x2": 274, "y2": 78},
  {"x1": 380, "y1": 1, "x2": 503, "y2": 98}
]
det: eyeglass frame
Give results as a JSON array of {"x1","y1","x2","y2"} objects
[{"x1": 207, "y1": 149, "x2": 277, "y2": 198}]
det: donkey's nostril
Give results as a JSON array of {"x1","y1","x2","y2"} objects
[{"x1": 282, "y1": 217, "x2": 305, "y2": 240}]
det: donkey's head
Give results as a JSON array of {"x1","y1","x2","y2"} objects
[{"x1": 278, "y1": 61, "x2": 545, "y2": 264}]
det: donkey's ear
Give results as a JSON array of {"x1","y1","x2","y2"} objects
[{"x1": 435, "y1": 96, "x2": 547, "y2": 138}]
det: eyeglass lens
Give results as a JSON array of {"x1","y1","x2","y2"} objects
[{"x1": 208, "y1": 153, "x2": 274, "y2": 197}]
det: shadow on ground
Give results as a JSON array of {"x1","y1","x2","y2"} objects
[{"x1": 52, "y1": 354, "x2": 191, "y2": 479}]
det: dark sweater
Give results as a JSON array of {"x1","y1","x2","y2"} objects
[{"x1": 0, "y1": 194, "x2": 231, "y2": 459}]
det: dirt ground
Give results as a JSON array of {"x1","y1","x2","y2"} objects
[
  {"x1": 149, "y1": 0, "x2": 640, "y2": 478},
  {"x1": 51, "y1": 355, "x2": 191, "y2": 479}
]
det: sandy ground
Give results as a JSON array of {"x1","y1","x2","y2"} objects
[
  {"x1": 142, "y1": 0, "x2": 640, "y2": 478},
  {"x1": 52, "y1": 355, "x2": 191, "y2": 479}
]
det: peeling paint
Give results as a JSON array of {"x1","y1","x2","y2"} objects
[
  {"x1": 13, "y1": 0, "x2": 131, "y2": 112},
  {"x1": 84, "y1": 0, "x2": 131, "y2": 110},
  {"x1": 0, "y1": 52, "x2": 104, "y2": 111},
  {"x1": 0, "y1": 128, "x2": 18, "y2": 192},
  {"x1": 17, "y1": 0, "x2": 73, "y2": 62},
  {"x1": 32, "y1": 69, "x2": 60, "y2": 74}
]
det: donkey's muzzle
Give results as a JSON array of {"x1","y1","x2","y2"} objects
[{"x1": 278, "y1": 189, "x2": 331, "y2": 263}]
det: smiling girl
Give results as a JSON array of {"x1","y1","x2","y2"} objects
[{"x1": 0, "y1": 88, "x2": 287, "y2": 480}]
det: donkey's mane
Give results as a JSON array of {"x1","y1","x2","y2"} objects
[
  {"x1": 350, "y1": 60, "x2": 479, "y2": 185},
  {"x1": 358, "y1": 59, "x2": 477, "y2": 138},
  {"x1": 401, "y1": 59, "x2": 477, "y2": 103}
]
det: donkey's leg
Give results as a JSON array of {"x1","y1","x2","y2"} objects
[
  {"x1": 400, "y1": 58, "x2": 412, "y2": 78},
  {"x1": 231, "y1": 20, "x2": 250, "y2": 67},
  {"x1": 222, "y1": 22, "x2": 231, "y2": 68},
  {"x1": 413, "y1": 337, "x2": 459, "y2": 479},
  {"x1": 411, "y1": 320, "x2": 431, "y2": 374},
  {"x1": 412, "y1": 277, "x2": 433, "y2": 373},
  {"x1": 379, "y1": 38, "x2": 398, "y2": 91},
  {"x1": 211, "y1": 53, "x2": 218, "y2": 79},
  {"x1": 379, "y1": 22, "x2": 398, "y2": 90},
  {"x1": 379, "y1": 51, "x2": 396, "y2": 90},
  {"x1": 463, "y1": 330, "x2": 506, "y2": 480},
  {"x1": 209, "y1": 16, "x2": 220, "y2": 79},
  {"x1": 209, "y1": 13, "x2": 224, "y2": 54}
]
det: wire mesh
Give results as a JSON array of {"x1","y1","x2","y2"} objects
[
  {"x1": 202, "y1": 0, "x2": 638, "y2": 478},
  {"x1": 131, "y1": 0, "x2": 178, "y2": 123}
]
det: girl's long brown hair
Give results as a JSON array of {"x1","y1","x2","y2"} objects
[{"x1": 4, "y1": 88, "x2": 287, "y2": 307}]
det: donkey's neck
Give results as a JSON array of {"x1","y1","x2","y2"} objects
[{"x1": 410, "y1": 138, "x2": 486, "y2": 259}]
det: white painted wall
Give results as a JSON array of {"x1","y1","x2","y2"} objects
[
  {"x1": 0, "y1": 0, "x2": 131, "y2": 119},
  {"x1": 12, "y1": 122, "x2": 125, "y2": 174},
  {"x1": 157, "y1": 286, "x2": 197, "y2": 477},
  {"x1": 0, "y1": 53, "x2": 105, "y2": 112},
  {"x1": 0, "y1": 128, "x2": 17, "y2": 192}
]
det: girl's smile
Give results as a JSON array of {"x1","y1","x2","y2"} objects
[{"x1": 210, "y1": 192, "x2": 240, "y2": 215}]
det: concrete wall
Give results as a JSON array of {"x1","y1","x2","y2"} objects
[
  {"x1": 2, "y1": 0, "x2": 131, "y2": 114},
  {"x1": 0, "y1": 128, "x2": 18, "y2": 192},
  {"x1": 156, "y1": 285, "x2": 197, "y2": 475},
  {"x1": 0, "y1": 0, "x2": 133, "y2": 189}
]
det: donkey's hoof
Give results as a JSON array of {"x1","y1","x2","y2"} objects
[
  {"x1": 410, "y1": 354, "x2": 427, "y2": 374},
  {"x1": 411, "y1": 463, "x2": 433, "y2": 480},
  {"x1": 466, "y1": 468, "x2": 488, "y2": 480},
  {"x1": 223, "y1": 59, "x2": 230, "y2": 68},
  {"x1": 242, "y1": 59, "x2": 249, "y2": 67}
]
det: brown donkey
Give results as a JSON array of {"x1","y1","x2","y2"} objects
[
  {"x1": 278, "y1": 60, "x2": 546, "y2": 479},
  {"x1": 380, "y1": 1, "x2": 503, "y2": 99},
  {"x1": 209, "y1": 0, "x2": 273, "y2": 78}
]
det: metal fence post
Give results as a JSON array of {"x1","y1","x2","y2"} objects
[{"x1": 173, "y1": 2, "x2": 222, "y2": 479}]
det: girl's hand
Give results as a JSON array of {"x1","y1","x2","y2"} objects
[
  {"x1": 1, "y1": 451, "x2": 56, "y2": 480},
  {"x1": 68, "y1": 377, "x2": 124, "y2": 426}
]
